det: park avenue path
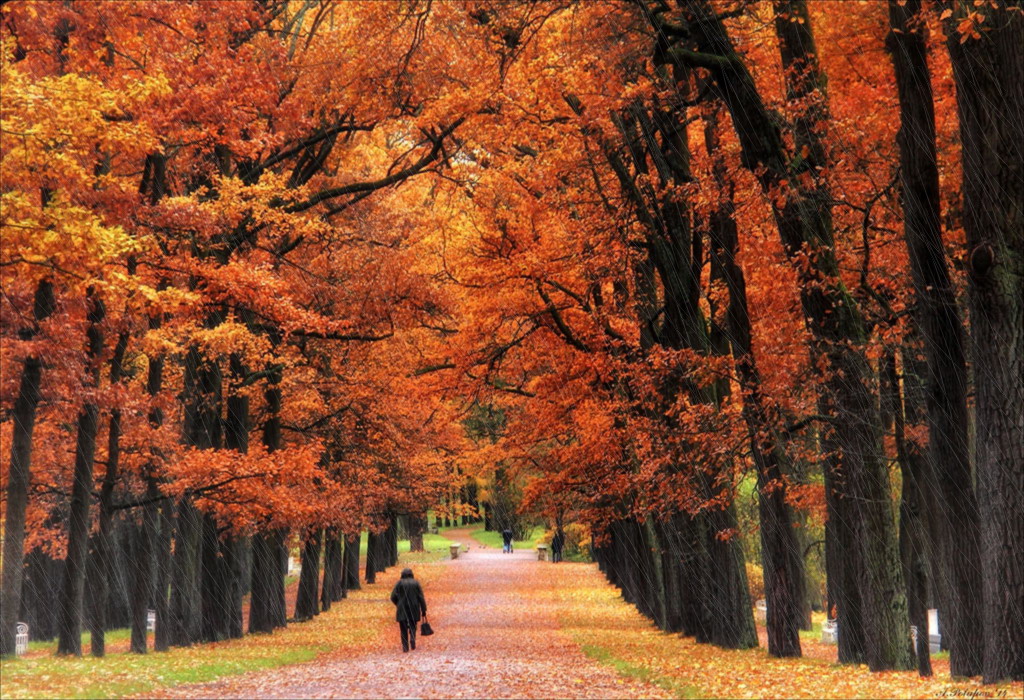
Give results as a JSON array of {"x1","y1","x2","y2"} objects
[{"x1": 154, "y1": 528, "x2": 668, "y2": 699}]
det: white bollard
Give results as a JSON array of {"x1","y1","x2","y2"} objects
[{"x1": 15, "y1": 622, "x2": 29, "y2": 656}]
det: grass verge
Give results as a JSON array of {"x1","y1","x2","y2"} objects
[
  {"x1": 580, "y1": 643, "x2": 702, "y2": 699},
  {"x1": 469, "y1": 526, "x2": 544, "y2": 551},
  {"x1": 1, "y1": 571, "x2": 395, "y2": 698}
]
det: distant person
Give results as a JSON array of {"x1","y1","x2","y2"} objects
[
  {"x1": 551, "y1": 528, "x2": 565, "y2": 563},
  {"x1": 501, "y1": 527, "x2": 514, "y2": 553},
  {"x1": 390, "y1": 568, "x2": 427, "y2": 652}
]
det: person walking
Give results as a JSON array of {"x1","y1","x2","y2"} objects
[
  {"x1": 390, "y1": 568, "x2": 427, "y2": 652},
  {"x1": 551, "y1": 528, "x2": 565, "y2": 563},
  {"x1": 501, "y1": 527, "x2": 513, "y2": 553}
]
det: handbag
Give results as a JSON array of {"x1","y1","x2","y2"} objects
[{"x1": 420, "y1": 616, "x2": 434, "y2": 636}]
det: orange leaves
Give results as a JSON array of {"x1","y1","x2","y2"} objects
[{"x1": 164, "y1": 442, "x2": 329, "y2": 533}]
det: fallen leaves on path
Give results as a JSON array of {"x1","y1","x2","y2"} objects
[
  {"x1": 9, "y1": 530, "x2": 1021, "y2": 700},
  {"x1": 154, "y1": 529, "x2": 667, "y2": 699}
]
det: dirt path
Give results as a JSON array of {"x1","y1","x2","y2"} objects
[{"x1": 158, "y1": 528, "x2": 668, "y2": 699}]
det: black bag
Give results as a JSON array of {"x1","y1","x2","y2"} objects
[{"x1": 420, "y1": 617, "x2": 434, "y2": 636}]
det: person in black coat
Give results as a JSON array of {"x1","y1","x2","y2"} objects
[
  {"x1": 501, "y1": 528, "x2": 514, "y2": 553},
  {"x1": 390, "y1": 568, "x2": 427, "y2": 652}
]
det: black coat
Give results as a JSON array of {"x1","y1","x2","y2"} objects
[{"x1": 390, "y1": 578, "x2": 427, "y2": 623}]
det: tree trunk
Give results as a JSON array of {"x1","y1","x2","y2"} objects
[
  {"x1": 387, "y1": 514, "x2": 399, "y2": 569},
  {"x1": 704, "y1": 502, "x2": 758, "y2": 650},
  {"x1": 822, "y1": 420, "x2": 867, "y2": 664},
  {"x1": 249, "y1": 349, "x2": 287, "y2": 633},
  {"x1": 132, "y1": 293, "x2": 167, "y2": 653},
  {"x1": 295, "y1": 530, "x2": 322, "y2": 621},
  {"x1": 662, "y1": 0, "x2": 911, "y2": 670},
  {"x1": 57, "y1": 291, "x2": 106, "y2": 656},
  {"x1": 19, "y1": 544, "x2": 61, "y2": 643},
  {"x1": 219, "y1": 355, "x2": 249, "y2": 640},
  {"x1": 885, "y1": 0, "x2": 982, "y2": 676},
  {"x1": 705, "y1": 108, "x2": 803, "y2": 658},
  {"x1": 344, "y1": 534, "x2": 361, "y2": 592},
  {"x1": 884, "y1": 350, "x2": 933, "y2": 677},
  {"x1": 89, "y1": 330, "x2": 129, "y2": 657},
  {"x1": 200, "y1": 513, "x2": 230, "y2": 642},
  {"x1": 129, "y1": 497, "x2": 157, "y2": 654},
  {"x1": 945, "y1": 2, "x2": 1024, "y2": 683},
  {"x1": 0, "y1": 280, "x2": 55, "y2": 657},
  {"x1": 250, "y1": 532, "x2": 273, "y2": 633},
  {"x1": 321, "y1": 529, "x2": 342, "y2": 610},
  {"x1": 168, "y1": 498, "x2": 202, "y2": 646},
  {"x1": 365, "y1": 530, "x2": 378, "y2": 584},
  {"x1": 226, "y1": 537, "x2": 247, "y2": 639},
  {"x1": 409, "y1": 513, "x2": 425, "y2": 552},
  {"x1": 173, "y1": 332, "x2": 222, "y2": 647}
]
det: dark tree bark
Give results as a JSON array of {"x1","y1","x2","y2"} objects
[
  {"x1": 200, "y1": 513, "x2": 231, "y2": 642},
  {"x1": 365, "y1": 530, "x2": 379, "y2": 584},
  {"x1": 295, "y1": 530, "x2": 322, "y2": 621},
  {"x1": 408, "y1": 513, "x2": 426, "y2": 552},
  {"x1": 218, "y1": 354, "x2": 250, "y2": 640},
  {"x1": 128, "y1": 503, "x2": 156, "y2": 654},
  {"x1": 344, "y1": 534, "x2": 361, "y2": 592},
  {"x1": 885, "y1": 0, "x2": 983, "y2": 676},
  {"x1": 250, "y1": 532, "x2": 277, "y2": 633},
  {"x1": 225, "y1": 537, "x2": 247, "y2": 639},
  {"x1": 250, "y1": 347, "x2": 288, "y2": 633},
  {"x1": 153, "y1": 494, "x2": 173, "y2": 652},
  {"x1": 821, "y1": 419, "x2": 867, "y2": 664},
  {"x1": 945, "y1": 2, "x2": 1024, "y2": 684},
  {"x1": 386, "y1": 514, "x2": 399, "y2": 569},
  {"x1": 134, "y1": 317, "x2": 166, "y2": 653},
  {"x1": 883, "y1": 349, "x2": 933, "y2": 677},
  {"x1": 591, "y1": 78, "x2": 756, "y2": 652},
  {"x1": 321, "y1": 529, "x2": 342, "y2": 610},
  {"x1": 0, "y1": 280, "x2": 55, "y2": 657},
  {"x1": 19, "y1": 549, "x2": 59, "y2": 643},
  {"x1": 57, "y1": 290, "x2": 106, "y2": 656},
  {"x1": 168, "y1": 498, "x2": 202, "y2": 646},
  {"x1": 705, "y1": 107, "x2": 804, "y2": 658},
  {"x1": 171, "y1": 333, "x2": 223, "y2": 647},
  {"x1": 655, "y1": 0, "x2": 911, "y2": 670},
  {"x1": 89, "y1": 330, "x2": 129, "y2": 657}
]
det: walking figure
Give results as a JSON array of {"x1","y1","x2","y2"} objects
[
  {"x1": 501, "y1": 527, "x2": 514, "y2": 553},
  {"x1": 551, "y1": 528, "x2": 565, "y2": 563},
  {"x1": 390, "y1": 568, "x2": 427, "y2": 652}
]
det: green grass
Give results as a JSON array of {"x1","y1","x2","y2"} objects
[
  {"x1": 2, "y1": 644, "x2": 322, "y2": 699},
  {"x1": 26, "y1": 628, "x2": 132, "y2": 654},
  {"x1": 580, "y1": 643, "x2": 702, "y2": 699},
  {"x1": 356, "y1": 532, "x2": 456, "y2": 560},
  {"x1": 799, "y1": 619, "x2": 823, "y2": 642},
  {"x1": 469, "y1": 526, "x2": 545, "y2": 551}
]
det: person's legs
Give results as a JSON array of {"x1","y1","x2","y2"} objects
[
  {"x1": 399, "y1": 621, "x2": 410, "y2": 652},
  {"x1": 409, "y1": 621, "x2": 417, "y2": 650}
]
